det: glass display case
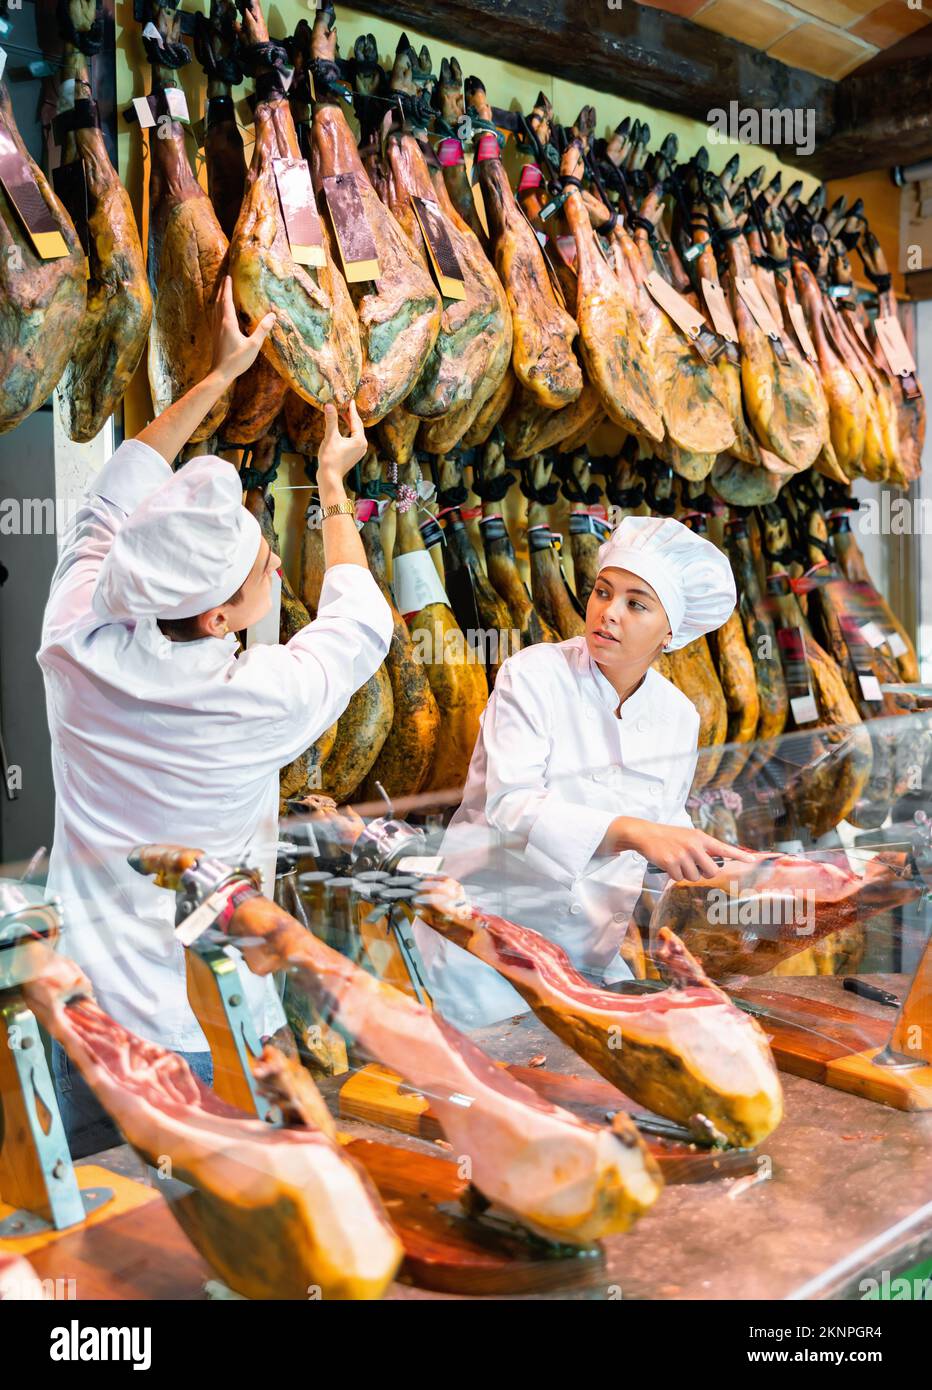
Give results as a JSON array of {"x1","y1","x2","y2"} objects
[{"x1": 3, "y1": 699, "x2": 932, "y2": 1302}]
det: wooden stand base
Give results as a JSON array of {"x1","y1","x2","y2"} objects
[
  {"x1": 0, "y1": 1165, "x2": 157, "y2": 1258},
  {"x1": 734, "y1": 986, "x2": 932, "y2": 1111}
]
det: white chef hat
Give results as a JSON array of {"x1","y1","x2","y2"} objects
[
  {"x1": 92, "y1": 457, "x2": 262, "y2": 622},
  {"x1": 596, "y1": 515, "x2": 735, "y2": 650}
]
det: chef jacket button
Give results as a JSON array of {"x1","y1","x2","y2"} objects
[
  {"x1": 613, "y1": 911, "x2": 627, "y2": 923},
  {"x1": 650, "y1": 783, "x2": 661, "y2": 796},
  {"x1": 636, "y1": 718, "x2": 648, "y2": 733},
  {"x1": 569, "y1": 903, "x2": 583, "y2": 915},
  {"x1": 585, "y1": 704, "x2": 597, "y2": 720}
]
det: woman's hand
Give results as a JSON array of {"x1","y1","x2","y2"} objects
[
  {"x1": 604, "y1": 816, "x2": 762, "y2": 881},
  {"x1": 209, "y1": 276, "x2": 275, "y2": 384},
  {"x1": 317, "y1": 401, "x2": 368, "y2": 486}
]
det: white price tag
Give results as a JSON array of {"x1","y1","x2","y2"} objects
[
  {"x1": 132, "y1": 96, "x2": 157, "y2": 129},
  {"x1": 416, "y1": 478, "x2": 436, "y2": 503},
  {"x1": 535, "y1": 228, "x2": 547, "y2": 248},
  {"x1": 58, "y1": 77, "x2": 76, "y2": 112},
  {"x1": 0, "y1": 48, "x2": 7, "y2": 83},
  {"x1": 886, "y1": 630, "x2": 908, "y2": 658},
  {"x1": 859, "y1": 674, "x2": 883, "y2": 703},
  {"x1": 392, "y1": 548, "x2": 449, "y2": 617},
  {"x1": 790, "y1": 694, "x2": 819, "y2": 726},
  {"x1": 166, "y1": 88, "x2": 190, "y2": 123},
  {"x1": 859, "y1": 621, "x2": 885, "y2": 649}
]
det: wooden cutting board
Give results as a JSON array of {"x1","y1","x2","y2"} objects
[{"x1": 733, "y1": 986, "x2": 932, "y2": 1111}]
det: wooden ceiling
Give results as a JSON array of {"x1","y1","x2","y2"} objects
[
  {"x1": 646, "y1": 0, "x2": 931, "y2": 82},
  {"x1": 351, "y1": 0, "x2": 932, "y2": 179}
]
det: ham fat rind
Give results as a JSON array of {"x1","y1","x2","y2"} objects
[
  {"x1": 416, "y1": 883, "x2": 783, "y2": 1148},
  {"x1": 54, "y1": 38, "x2": 152, "y2": 443},
  {"x1": 229, "y1": 0, "x2": 361, "y2": 408},
  {"x1": 130, "y1": 845, "x2": 663, "y2": 1245},
  {"x1": 307, "y1": 11, "x2": 441, "y2": 425},
  {"x1": 0, "y1": 82, "x2": 86, "y2": 436}
]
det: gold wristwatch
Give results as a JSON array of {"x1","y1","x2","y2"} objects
[{"x1": 320, "y1": 500, "x2": 357, "y2": 521}]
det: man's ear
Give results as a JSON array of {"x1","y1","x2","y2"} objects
[{"x1": 201, "y1": 607, "x2": 229, "y2": 638}]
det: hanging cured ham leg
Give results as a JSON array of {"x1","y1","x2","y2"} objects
[
  {"x1": 474, "y1": 436, "x2": 560, "y2": 646},
  {"x1": 54, "y1": 9, "x2": 151, "y2": 443},
  {"x1": 305, "y1": 8, "x2": 441, "y2": 425},
  {"x1": 0, "y1": 80, "x2": 85, "y2": 435},
  {"x1": 194, "y1": 0, "x2": 288, "y2": 445},
  {"x1": 859, "y1": 229, "x2": 925, "y2": 482},
  {"x1": 144, "y1": 3, "x2": 231, "y2": 441},
  {"x1": 414, "y1": 879, "x2": 783, "y2": 1148},
  {"x1": 558, "y1": 130, "x2": 663, "y2": 441},
  {"x1": 229, "y1": 0, "x2": 360, "y2": 408},
  {"x1": 129, "y1": 846, "x2": 664, "y2": 1245},
  {"x1": 464, "y1": 78, "x2": 582, "y2": 410},
  {"x1": 357, "y1": 452, "x2": 440, "y2": 801},
  {"x1": 22, "y1": 950, "x2": 403, "y2": 1300},
  {"x1": 704, "y1": 175, "x2": 822, "y2": 473},
  {"x1": 378, "y1": 38, "x2": 503, "y2": 419}
]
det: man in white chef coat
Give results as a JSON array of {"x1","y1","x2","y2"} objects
[
  {"x1": 38, "y1": 278, "x2": 393, "y2": 1156},
  {"x1": 413, "y1": 515, "x2": 759, "y2": 1030}
]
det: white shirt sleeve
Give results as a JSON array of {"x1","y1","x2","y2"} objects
[
  {"x1": 41, "y1": 439, "x2": 171, "y2": 648},
  {"x1": 479, "y1": 659, "x2": 617, "y2": 887},
  {"x1": 237, "y1": 563, "x2": 394, "y2": 766}
]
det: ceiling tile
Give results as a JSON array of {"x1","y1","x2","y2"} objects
[
  {"x1": 785, "y1": 0, "x2": 884, "y2": 23},
  {"x1": 851, "y1": 1, "x2": 932, "y2": 47},
  {"x1": 768, "y1": 22, "x2": 875, "y2": 77},
  {"x1": 694, "y1": 0, "x2": 800, "y2": 49}
]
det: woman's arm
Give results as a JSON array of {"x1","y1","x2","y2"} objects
[{"x1": 135, "y1": 277, "x2": 274, "y2": 465}]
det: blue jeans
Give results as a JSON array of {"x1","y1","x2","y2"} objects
[{"x1": 51, "y1": 1039, "x2": 213, "y2": 1161}]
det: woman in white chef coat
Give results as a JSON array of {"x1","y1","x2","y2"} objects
[
  {"x1": 38, "y1": 279, "x2": 393, "y2": 1156},
  {"x1": 413, "y1": 514, "x2": 758, "y2": 1030}
]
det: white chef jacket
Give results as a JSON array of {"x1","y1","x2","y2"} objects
[
  {"x1": 413, "y1": 636, "x2": 700, "y2": 1030},
  {"x1": 37, "y1": 438, "x2": 393, "y2": 1052}
]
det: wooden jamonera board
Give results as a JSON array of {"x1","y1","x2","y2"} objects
[{"x1": 732, "y1": 932, "x2": 932, "y2": 1112}]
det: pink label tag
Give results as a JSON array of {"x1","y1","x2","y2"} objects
[
  {"x1": 517, "y1": 163, "x2": 543, "y2": 191},
  {"x1": 476, "y1": 132, "x2": 501, "y2": 162},
  {"x1": 355, "y1": 499, "x2": 378, "y2": 523},
  {"x1": 438, "y1": 138, "x2": 464, "y2": 167}
]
